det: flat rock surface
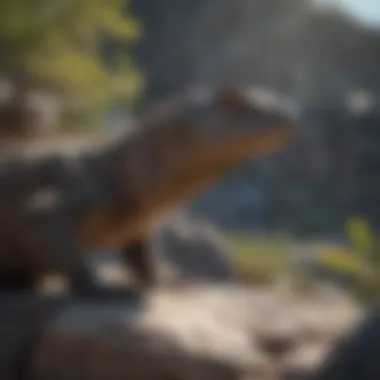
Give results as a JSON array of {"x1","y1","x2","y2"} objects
[{"x1": 31, "y1": 284, "x2": 363, "y2": 380}]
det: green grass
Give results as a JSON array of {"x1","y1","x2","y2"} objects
[
  {"x1": 223, "y1": 232, "x2": 365, "y2": 285},
  {"x1": 223, "y1": 233, "x2": 290, "y2": 285}
]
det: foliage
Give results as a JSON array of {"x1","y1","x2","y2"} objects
[
  {"x1": 294, "y1": 218, "x2": 375, "y2": 287},
  {"x1": 346, "y1": 217, "x2": 374, "y2": 259},
  {"x1": 316, "y1": 245, "x2": 365, "y2": 277},
  {"x1": 344, "y1": 216, "x2": 380, "y2": 306},
  {"x1": 0, "y1": 0, "x2": 143, "y2": 126}
]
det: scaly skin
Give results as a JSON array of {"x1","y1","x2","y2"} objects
[{"x1": 0, "y1": 86, "x2": 297, "y2": 296}]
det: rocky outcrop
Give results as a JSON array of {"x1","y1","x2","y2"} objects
[
  {"x1": 132, "y1": 0, "x2": 380, "y2": 109},
  {"x1": 0, "y1": 284, "x2": 363, "y2": 380}
]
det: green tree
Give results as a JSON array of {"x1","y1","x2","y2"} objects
[{"x1": 0, "y1": 0, "x2": 143, "y2": 132}]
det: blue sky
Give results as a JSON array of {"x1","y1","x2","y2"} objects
[{"x1": 338, "y1": 0, "x2": 380, "y2": 27}]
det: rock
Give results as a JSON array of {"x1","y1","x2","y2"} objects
[
  {"x1": 150, "y1": 212, "x2": 238, "y2": 284},
  {"x1": 0, "y1": 283, "x2": 363, "y2": 380},
  {"x1": 281, "y1": 344, "x2": 329, "y2": 380},
  {"x1": 32, "y1": 285, "x2": 278, "y2": 380}
]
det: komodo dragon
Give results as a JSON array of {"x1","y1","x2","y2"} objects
[{"x1": 0, "y1": 86, "x2": 297, "y2": 296}]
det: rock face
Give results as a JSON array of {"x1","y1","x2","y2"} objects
[
  {"x1": 131, "y1": 0, "x2": 207, "y2": 111},
  {"x1": 149, "y1": 213, "x2": 237, "y2": 284},
  {"x1": 132, "y1": 0, "x2": 380, "y2": 113}
]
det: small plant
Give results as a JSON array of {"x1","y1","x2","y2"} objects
[
  {"x1": 312, "y1": 218, "x2": 373, "y2": 282},
  {"x1": 317, "y1": 245, "x2": 365, "y2": 277},
  {"x1": 345, "y1": 216, "x2": 380, "y2": 306},
  {"x1": 346, "y1": 217, "x2": 373, "y2": 262}
]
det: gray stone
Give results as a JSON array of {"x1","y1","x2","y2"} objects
[{"x1": 150, "y1": 213, "x2": 237, "y2": 284}]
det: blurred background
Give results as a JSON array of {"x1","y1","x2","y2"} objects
[{"x1": 1, "y1": 0, "x2": 380, "y2": 305}]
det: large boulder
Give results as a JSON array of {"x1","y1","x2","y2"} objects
[{"x1": 0, "y1": 283, "x2": 363, "y2": 380}]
